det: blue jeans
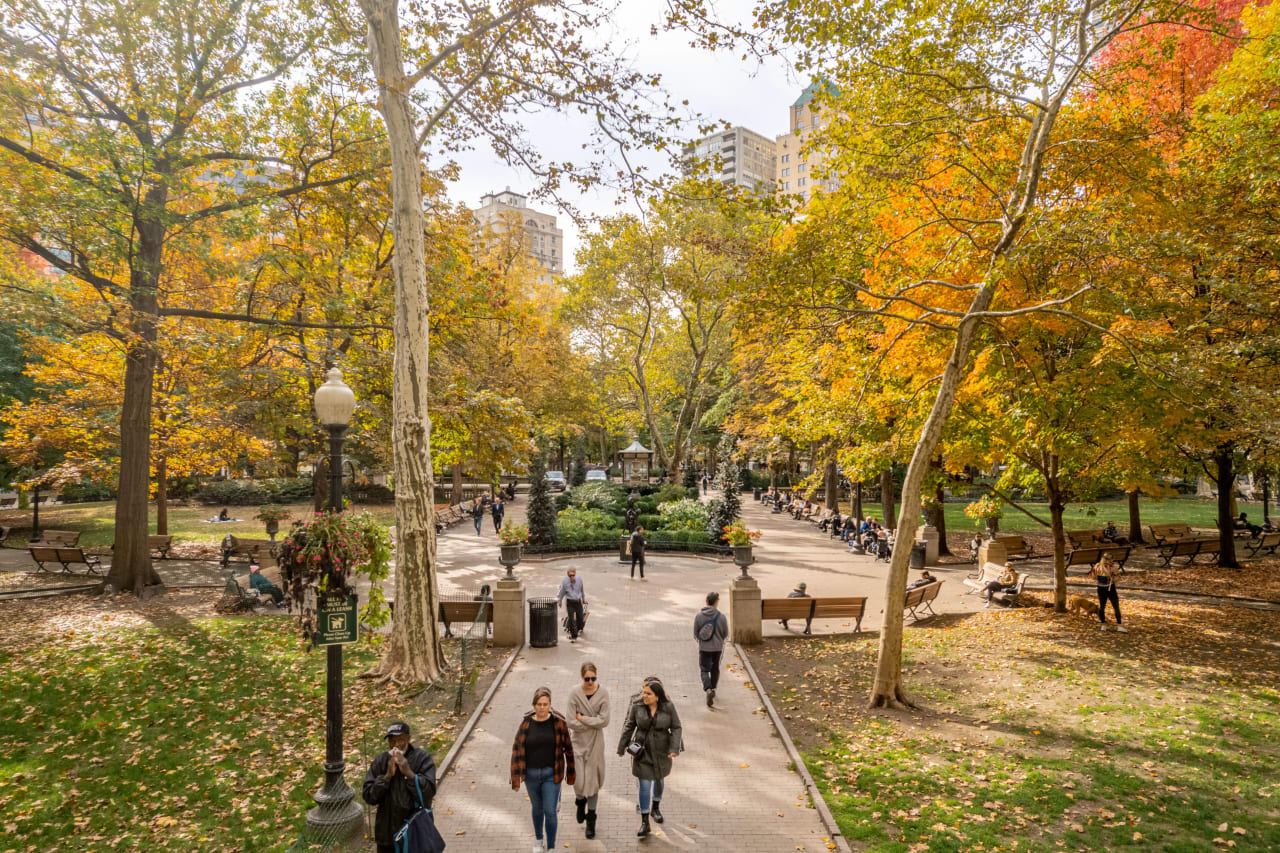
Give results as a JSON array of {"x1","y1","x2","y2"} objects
[
  {"x1": 473, "y1": 515, "x2": 483, "y2": 535},
  {"x1": 525, "y1": 766, "x2": 560, "y2": 846},
  {"x1": 638, "y1": 778, "x2": 665, "y2": 813}
]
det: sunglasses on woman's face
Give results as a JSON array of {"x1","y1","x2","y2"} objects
[{"x1": 583, "y1": 676, "x2": 597, "y2": 682}]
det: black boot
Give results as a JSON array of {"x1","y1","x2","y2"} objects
[
  {"x1": 575, "y1": 797, "x2": 587, "y2": 824},
  {"x1": 650, "y1": 801, "x2": 664, "y2": 824},
  {"x1": 585, "y1": 810, "x2": 597, "y2": 839},
  {"x1": 637, "y1": 813, "x2": 651, "y2": 837}
]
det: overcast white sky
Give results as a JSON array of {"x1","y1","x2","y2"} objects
[{"x1": 442, "y1": 1, "x2": 804, "y2": 272}]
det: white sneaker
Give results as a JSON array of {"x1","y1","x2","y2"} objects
[
  {"x1": 1100, "y1": 623, "x2": 1109, "y2": 631},
  {"x1": 532, "y1": 841, "x2": 546, "y2": 853},
  {"x1": 1116, "y1": 625, "x2": 1129, "y2": 633},
  {"x1": 984, "y1": 602, "x2": 992, "y2": 609}
]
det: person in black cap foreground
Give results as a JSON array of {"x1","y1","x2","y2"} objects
[{"x1": 363, "y1": 721, "x2": 438, "y2": 853}]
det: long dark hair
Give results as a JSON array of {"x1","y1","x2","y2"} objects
[{"x1": 639, "y1": 676, "x2": 669, "y2": 706}]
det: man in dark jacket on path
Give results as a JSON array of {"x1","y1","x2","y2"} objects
[
  {"x1": 363, "y1": 721, "x2": 438, "y2": 853},
  {"x1": 491, "y1": 495, "x2": 505, "y2": 532},
  {"x1": 693, "y1": 591, "x2": 730, "y2": 707},
  {"x1": 629, "y1": 526, "x2": 647, "y2": 580}
]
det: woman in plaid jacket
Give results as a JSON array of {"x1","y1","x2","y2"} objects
[{"x1": 511, "y1": 686, "x2": 576, "y2": 853}]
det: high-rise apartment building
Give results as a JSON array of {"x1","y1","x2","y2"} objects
[
  {"x1": 681, "y1": 126, "x2": 778, "y2": 192},
  {"x1": 776, "y1": 81, "x2": 840, "y2": 204},
  {"x1": 473, "y1": 189, "x2": 564, "y2": 280}
]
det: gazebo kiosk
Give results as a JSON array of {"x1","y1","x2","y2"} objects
[{"x1": 619, "y1": 439, "x2": 653, "y2": 487}]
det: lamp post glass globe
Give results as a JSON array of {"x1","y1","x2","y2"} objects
[{"x1": 314, "y1": 367, "x2": 355, "y2": 428}]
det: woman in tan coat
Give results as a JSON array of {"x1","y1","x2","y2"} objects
[{"x1": 567, "y1": 661, "x2": 610, "y2": 839}]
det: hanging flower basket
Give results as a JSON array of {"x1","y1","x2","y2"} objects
[{"x1": 275, "y1": 511, "x2": 392, "y2": 640}]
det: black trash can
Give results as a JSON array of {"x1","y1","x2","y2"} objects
[
  {"x1": 910, "y1": 540, "x2": 927, "y2": 570},
  {"x1": 529, "y1": 597, "x2": 558, "y2": 648},
  {"x1": 753, "y1": 487, "x2": 763, "y2": 501}
]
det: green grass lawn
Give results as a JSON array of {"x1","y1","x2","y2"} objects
[
  {"x1": 0, "y1": 603, "x2": 479, "y2": 852},
  {"x1": 833, "y1": 495, "x2": 1272, "y2": 535},
  {"x1": 748, "y1": 594, "x2": 1280, "y2": 852},
  {"x1": 0, "y1": 502, "x2": 398, "y2": 549}
]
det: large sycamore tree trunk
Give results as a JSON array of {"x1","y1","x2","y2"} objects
[
  {"x1": 1046, "y1": 462, "x2": 1067, "y2": 612},
  {"x1": 109, "y1": 211, "x2": 165, "y2": 593},
  {"x1": 824, "y1": 457, "x2": 839, "y2": 511},
  {"x1": 879, "y1": 468, "x2": 895, "y2": 529},
  {"x1": 362, "y1": 0, "x2": 446, "y2": 684}
]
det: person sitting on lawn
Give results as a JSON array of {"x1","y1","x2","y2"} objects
[
  {"x1": 907, "y1": 570, "x2": 936, "y2": 590},
  {"x1": 248, "y1": 564, "x2": 285, "y2": 607},
  {"x1": 218, "y1": 507, "x2": 230, "y2": 521},
  {"x1": 780, "y1": 582, "x2": 811, "y2": 630}
]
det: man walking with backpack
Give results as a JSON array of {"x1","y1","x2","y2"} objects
[{"x1": 693, "y1": 592, "x2": 729, "y2": 707}]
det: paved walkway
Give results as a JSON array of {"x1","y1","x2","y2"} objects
[{"x1": 430, "y1": 527, "x2": 833, "y2": 851}]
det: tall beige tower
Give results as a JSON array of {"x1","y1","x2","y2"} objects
[
  {"x1": 473, "y1": 189, "x2": 564, "y2": 280},
  {"x1": 681, "y1": 126, "x2": 778, "y2": 192},
  {"x1": 776, "y1": 82, "x2": 840, "y2": 204}
]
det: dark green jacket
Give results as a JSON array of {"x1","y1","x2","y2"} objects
[{"x1": 617, "y1": 699, "x2": 683, "y2": 780}]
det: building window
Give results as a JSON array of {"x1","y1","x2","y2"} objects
[
  {"x1": 797, "y1": 178, "x2": 807, "y2": 187},
  {"x1": 781, "y1": 168, "x2": 790, "y2": 177},
  {"x1": 798, "y1": 162, "x2": 807, "y2": 173},
  {"x1": 781, "y1": 154, "x2": 790, "y2": 163},
  {"x1": 782, "y1": 181, "x2": 790, "y2": 191}
]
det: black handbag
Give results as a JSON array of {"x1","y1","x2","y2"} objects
[
  {"x1": 625, "y1": 712, "x2": 649, "y2": 758},
  {"x1": 394, "y1": 776, "x2": 446, "y2": 853}
]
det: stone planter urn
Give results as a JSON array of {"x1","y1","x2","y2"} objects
[
  {"x1": 732, "y1": 544, "x2": 755, "y2": 579},
  {"x1": 499, "y1": 543, "x2": 523, "y2": 579},
  {"x1": 265, "y1": 519, "x2": 280, "y2": 540},
  {"x1": 984, "y1": 518, "x2": 1000, "y2": 539}
]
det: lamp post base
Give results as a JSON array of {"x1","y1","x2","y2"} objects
[{"x1": 305, "y1": 771, "x2": 363, "y2": 838}]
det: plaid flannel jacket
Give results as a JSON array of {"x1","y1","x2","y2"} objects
[{"x1": 510, "y1": 709, "x2": 576, "y2": 789}]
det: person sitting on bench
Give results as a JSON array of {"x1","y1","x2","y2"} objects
[
  {"x1": 779, "y1": 582, "x2": 810, "y2": 630},
  {"x1": 1102, "y1": 521, "x2": 1128, "y2": 544},
  {"x1": 1236, "y1": 512, "x2": 1262, "y2": 537},
  {"x1": 983, "y1": 563, "x2": 1018, "y2": 608},
  {"x1": 907, "y1": 570, "x2": 936, "y2": 590},
  {"x1": 249, "y1": 564, "x2": 285, "y2": 607},
  {"x1": 819, "y1": 509, "x2": 841, "y2": 534},
  {"x1": 839, "y1": 515, "x2": 858, "y2": 542}
]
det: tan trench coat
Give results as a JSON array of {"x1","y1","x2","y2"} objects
[{"x1": 567, "y1": 685, "x2": 611, "y2": 798}]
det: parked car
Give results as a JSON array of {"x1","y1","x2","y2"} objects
[
  {"x1": 585, "y1": 470, "x2": 608, "y2": 482},
  {"x1": 546, "y1": 470, "x2": 567, "y2": 491}
]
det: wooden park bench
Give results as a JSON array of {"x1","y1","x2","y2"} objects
[
  {"x1": 1245, "y1": 531, "x2": 1280, "y2": 557},
  {"x1": 220, "y1": 535, "x2": 278, "y2": 569},
  {"x1": 964, "y1": 562, "x2": 1028, "y2": 605},
  {"x1": 216, "y1": 574, "x2": 273, "y2": 613},
  {"x1": 1066, "y1": 545, "x2": 1134, "y2": 570},
  {"x1": 111, "y1": 535, "x2": 174, "y2": 559},
  {"x1": 994, "y1": 535, "x2": 1035, "y2": 560},
  {"x1": 29, "y1": 545, "x2": 103, "y2": 575},
  {"x1": 904, "y1": 581, "x2": 943, "y2": 621},
  {"x1": 438, "y1": 599, "x2": 494, "y2": 638},
  {"x1": 32, "y1": 529, "x2": 81, "y2": 547},
  {"x1": 0, "y1": 496, "x2": 17, "y2": 509},
  {"x1": 761, "y1": 595, "x2": 867, "y2": 634},
  {"x1": 1156, "y1": 537, "x2": 1222, "y2": 568},
  {"x1": 1148, "y1": 523, "x2": 1211, "y2": 545}
]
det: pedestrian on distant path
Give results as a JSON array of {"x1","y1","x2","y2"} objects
[
  {"x1": 491, "y1": 495, "x2": 505, "y2": 532},
  {"x1": 701, "y1": 472, "x2": 709, "y2": 495},
  {"x1": 557, "y1": 567, "x2": 586, "y2": 642},
  {"x1": 511, "y1": 686, "x2": 576, "y2": 853},
  {"x1": 780, "y1": 582, "x2": 810, "y2": 632},
  {"x1": 1089, "y1": 557, "x2": 1128, "y2": 633},
  {"x1": 694, "y1": 591, "x2": 729, "y2": 706},
  {"x1": 618, "y1": 677, "x2": 683, "y2": 838},
  {"x1": 471, "y1": 498, "x2": 484, "y2": 535},
  {"x1": 568, "y1": 662, "x2": 610, "y2": 840},
  {"x1": 362, "y1": 721, "x2": 438, "y2": 853},
  {"x1": 629, "y1": 526, "x2": 647, "y2": 580}
]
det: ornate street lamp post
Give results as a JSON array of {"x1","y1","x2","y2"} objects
[{"x1": 306, "y1": 368, "x2": 363, "y2": 837}]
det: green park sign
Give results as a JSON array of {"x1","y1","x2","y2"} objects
[{"x1": 314, "y1": 594, "x2": 358, "y2": 646}]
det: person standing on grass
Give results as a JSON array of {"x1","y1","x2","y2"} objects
[
  {"x1": 629, "y1": 526, "x2": 647, "y2": 580},
  {"x1": 693, "y1": 591, "x2": 729, "y2": 706},
  {"x1": 568, "y1": 662, "x2": 610, "y2": 840},
  {"x1": 362, "y1": 721, "x2": 438, "y2": 853},
  {"x1": 618, "y1": 677, "x2": 683, "y2": 838},
  {"x1": 511, "y1": 686, "x2": 576, "y2": 853},
  {"x1": 491, "y1": 495, "x2": 505, "y2": 532},
  {"x1": 557, "y1": 567, "x2": 586, "y2": 643},
  {"x1": 1089, "y1": 557, "x2": 1128, "y2": 633}
]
